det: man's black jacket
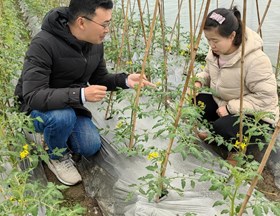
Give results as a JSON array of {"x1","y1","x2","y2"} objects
[{"x1": 15, "y1": 7, "x2": 128, "y2": 117}]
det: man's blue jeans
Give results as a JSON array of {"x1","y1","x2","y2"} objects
[{"x1": 30, "y1": 108, "x2": 101, "y2": 160}]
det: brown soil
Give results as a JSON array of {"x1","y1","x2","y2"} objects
[
  {"x1": 43, "y1": 164, "x2": 103, "y2": 216},
  {"x1": 257, "y1": 168, "x2": 280, "y2": 202}
]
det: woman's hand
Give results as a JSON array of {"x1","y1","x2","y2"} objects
[
  {"x1": 187, "y1": 81, "x2": 202, "y2": 96},
  {"x1": 216, "y1": 106, "x2": 229, "y2": 117}
]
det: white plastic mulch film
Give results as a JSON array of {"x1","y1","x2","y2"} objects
[{"x1": 78, "y1": 93, "x2": 280, "y2": 216}]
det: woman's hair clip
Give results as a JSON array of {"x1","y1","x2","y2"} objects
[{"x1": 209, "y1": 12, "x2": 225, "y2": 24}]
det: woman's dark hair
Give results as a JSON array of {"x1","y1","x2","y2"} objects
[
  {"x1": 204, "y1": 6, "x2": 242, "y2": 47},
  {"x1": 68, "y1": 0, "x2": 113, "y2": 23}
]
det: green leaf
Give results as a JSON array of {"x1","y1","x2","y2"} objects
[
  {"x1": 190, "y1": 180, "x2": 195, "y2": 189},
  {"x1": 181, "y1": 178, "x2": 186, "y2": 189},
  {"x1": 221, "y1": 209, "x2": 229, "y2": 214},
  {"x1": 253, "y1": 205, "x2": 263, "y2": 216},
  {"x1": 146, "y1": 165, "x2": 158, "y2": 171},
  {"x1": 213, "y1": 200, "x2": 224, "y2": 207},
  {"x1": 139, "y1": 188, "x2": 146, "y2": 195}
]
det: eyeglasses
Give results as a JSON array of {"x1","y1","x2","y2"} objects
[{"x1": 82, "y1": 16, "x2": 110, "y2": 29}]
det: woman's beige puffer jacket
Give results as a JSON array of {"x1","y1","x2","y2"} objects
[{"x1": 197, "y1": 27, "x2": 279, "y2": 126}]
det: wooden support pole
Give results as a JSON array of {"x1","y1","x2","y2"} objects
[
  {"x1": 238, "y1": 120, "x2": 280, "y2": 215},
  {"x1": 129, "y1": 0, "x2": 160, "y2": 149},
  {"x1": 104, "y1": 0, "x2": 131, "y2": 120},
  {"x1": 238, "y1": 0, "x2": 247, "y2": 145},
  {"x1": 257, "y1": 0, "x2": 271, "y2": 34},
  {"x1": 160, "y1": 0, "x2": 211, "y2": 184}
]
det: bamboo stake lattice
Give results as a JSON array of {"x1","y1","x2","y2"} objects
[
  {"x1": 158, "y1": 0, "x2": 168, "y2": 110},
  {"x1": 137, "y1": 0, "x2": 147, "y2": 46},
  {"x1": 238, "y1": 120, "x2": 280, "y2": 216},
  {"x1": 188, "y1": 0, "x2": 194, "y2": 100},
  {"x1": 104, "y1": 0, "x2": 131, "y2": 120},
  {"x1": 145, "y1": 0, "x2": 151, "y2": 28},
  {"x1": 256, "y1": 0, "x2": 271, "y2": 34},
  {"x1": 194, "y1": 0, "x2": 205, "y2": 35},
  {"x1": 167, "y1": 0, "x2": 184, "y2": 46},
  {"x1": 255, "y1": 0, "x2": 262, "y2": 38},
  {"x1": 129, "y1": 0, "x2": 160, "y2": 149},
  {"x1": 157, "y1": 0, "x2": 184, "y2": 110},
  {"x1": 176, "y1": 0, "x2": 180, "y2": 51},
  {"x1": 230, "y1": 0, "x2": 235, "y2": 9},
  {"x1": 238, "y1": 0, "x2": 247, "y2": 147},
  {"x1": 159, "y1": 0, "x2": 211, "y2": 183}
]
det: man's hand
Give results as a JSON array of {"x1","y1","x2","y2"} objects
[
  {"x1": 216, "y1": 106, "x2": 229, "y2": 117},
  {"x1": 127, "y1": 74, "x2": 156, "y2": 88},
  {"x1": 84, "y1": 85, "x2": 107, "y2": 102}
]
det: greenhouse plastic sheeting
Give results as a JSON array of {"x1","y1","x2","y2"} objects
[{"x1": 76, "y1": 97, "x2": 278, "y2": 216}]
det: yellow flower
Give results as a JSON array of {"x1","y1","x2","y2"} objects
[
  {"x1": 234, "y1": 140, "x2": 241, "y2": 149},
  {"x1": 240, "y1": 142, "x2": 247, "y2": 151},
  {"x1": 180, "y1": 50, "x2": 186, "y2": 56},
  {"x1": 234, "y1": 140, "x2": 247, "y2": 151},
  {"x1": 20, "y1": 144, "x2": 29, "y2": 159},
  {"x1": 126, "y1": 61, "x2": 133, "y2": 65},
  {"x1": 200, "y1": 65, "x2": 205, "y2": 70},
  {"x1": 166, "y1": 46, "x2": 172, "y2": 52},
  {"x1": 243, "y1": 136, "x2": 249, "y2": 143},
  {"x1": 9, "y1": 196, "x2": 16, "y2": 201},
  {"x1": 116, "y1": 120, "x2": 124, "y2": 129},
  {"x1": 23, "y1": 144, "x2": 29, "y2": 150},
  {"x1": 197, "y1": 101, "x2": 205, "y2": 110},
  {"x1": 155, "y1": 81, "x2": 161, "y2": 87},
  {"x1": 147, "y1": 152, "x2": 159, "y2": 160},
  {"x1": 20, "y1": 150, "x2": 29, "y2": 159}
]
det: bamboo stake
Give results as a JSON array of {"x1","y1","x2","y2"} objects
[
  {"x1": 238, "y1": 120, "x2": 280, "y2": 216},
  {"x1": 160, "y1": 0, "x2": 211, "y2": 181},
  {"x1": 189, "y1": 0, "x2": 194, "y2": 78},
  {"x1": 230, "y1": 0, "x2": 235, "y2": 9},
  {"x1": 130, "y1": 0, "x2": 136, "y2": 18},
  {"x1": 255, "y1": 0, "x2": 262, "y2": 38},
  {"x1": 276, "y1": 42, "x2": 280, "y2": 79},
  {"x1": 145, "y1": 0, "x2": 151, "y2": 28},
  {"x1": 158, "y1": 0, "x2": 168, "y2": 110},
  {"x1": 168, "y1": 0, "x2": 184, "y2": 48},
  {"x1": 257, "y1": 0, "x2": 271, "y2": 34},
  {"x1": 177, "y1": 0, "x2": 181, "y2": 51},
  {"x1": 188, "y1": 0, "x2": 197, "y2": 102},
  {"x1": 194, "y1": 0, "x2": 205, "y2": 35},
  {"x1": 129, "y1": 0, "x2": 160, "y2": 149},
  {"x1": 137, "y1": 0, "x2": 147, "y2": 46},
  {"x1": 193, "y1": 0, "x2": 196, "y2": 33},
  {"x1": 104, "y1": 0, "x2": 131, "y2": 120},
  {"x1": 121, "y1": 0, "x2": 125, "y2": 18},
  {"x1": 238, "y1": 0, "x2": 247, "y2": 145}
]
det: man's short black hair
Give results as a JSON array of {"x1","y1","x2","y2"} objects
[{"x1": 68, "y1": 0, "x2": 113, "y2": 23}]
